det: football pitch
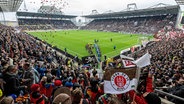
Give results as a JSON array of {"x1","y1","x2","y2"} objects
[{"x1": 28, "y1": 30, "x2": 151, "y2": 59}]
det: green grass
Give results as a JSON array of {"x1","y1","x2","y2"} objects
[{"x1": 28, "y1": 30, "x2": 152, "y2": 60}]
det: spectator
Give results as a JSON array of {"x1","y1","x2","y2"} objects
[
  {"x1": 45, "y1": 75, "x2": 54, "y2": 100},
  {"x1": 0, "y1": 96, "x2": 14, "y2": 104},
  {"x1": 3, "y1": 65, "x2": 27, "y2": 96},
  {"x1": 128, "y1": 71, "x2": 161, "y2": 104},
  {"x1": 53, "y1": 93, "x2": 72, "y2": 104},
  {"x1": 21, "y1": 63, "x2": 34, "y2": 93},
  {"x1": 39, "y1": 76, "x2": 47, "y2": 95},
  {"x1": 30, "y1": 84, "x2": 46, "y2": 104},
  {"x1": 71, "y1": 88, "x2": 83, "y2": 104},
  {"x1": 85, "y1": 78, "x2": 103, "y2": 104}
]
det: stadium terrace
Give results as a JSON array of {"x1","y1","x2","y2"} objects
[{"x1": 0, "y1": 0, "x2": 184, "y2": 104}]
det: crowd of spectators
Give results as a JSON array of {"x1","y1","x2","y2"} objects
[
  {"x1": 82, "y1": 14, "x2": 176, "y2": 34},
  {"x1": 0, "y1": 18, "x2": 183, "y2": 104},
  {"x1": 18, "y1": 19, "x2": 77, "y2": 30},
  {"x1": 135, "y1": 37, "x2": 184, "y2": 104},
  {"x1": 0, "y1": 24, "x2": 126, "y2": 104},
  {"x1": 103, "y1": 36, "x2": 184, "y2": 104}
]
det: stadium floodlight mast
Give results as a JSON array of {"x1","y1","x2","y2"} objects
[
  {"x1": 0, "y1": 7, "x2": 5, "y2": 25},
  {"x1": 23, "y1": 0, "x2": 28, "y2": 11},
  {"x1": 127, "y1": 3, "x2": 137, "y2": 11},
  {"x1": 91, "y1": 10, "x2": 99, "y2": 15}
]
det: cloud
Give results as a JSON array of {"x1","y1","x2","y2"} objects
[{"x1": 19, "y1": 0, "x2": 177, "y2": 15}]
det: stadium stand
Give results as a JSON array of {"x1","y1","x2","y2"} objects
[
  {"x1": 1, "y1": 22, "x2": 183, "y2": 104},
  {"x1": 0, "y1": 1, "x2": 184, "y2": 104},
  {"x1": 82, "y1": 5, "x2": 178, "y2": 35},
  {"x1": 82, "y1": 14, "x2": 177, "y2": 34},
  {"x1": 18, "y1": 18, "x2": 77, "y2": 30},
  {"x1": 17, "y1": 12, "x2": 77, "y2": 30}
]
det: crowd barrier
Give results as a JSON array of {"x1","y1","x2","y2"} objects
[{"x1": 155, "y1": 89, "x2": 184, "y2": 103}]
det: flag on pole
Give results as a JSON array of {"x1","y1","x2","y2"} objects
[{"x1": 133, "y1": 53, "x2": 151, "y2": 68}]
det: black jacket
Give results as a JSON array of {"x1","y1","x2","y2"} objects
[{"x1": 3, "y1": 73, "x2": 25, "y2": 96}]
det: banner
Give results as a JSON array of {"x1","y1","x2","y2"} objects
[
  {"x1": 120, "y1": 55, "x2": 134, "y2": 60},
  {"x1": 133, "y1": 53, "x2": 151, "y2": 68},
  {"x1": 104, "y1": 78, "x2": 137, "y2": 94},
  {"x1": 122, "y1": 60, "x2": 136, "y2": 68},
  {"x1": 103, "y1": 68, "x2": 137, "y2": 94}
]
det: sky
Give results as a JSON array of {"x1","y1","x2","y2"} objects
[{"x1": 19, "y1": 0, "x2": 177, "y2": 15}]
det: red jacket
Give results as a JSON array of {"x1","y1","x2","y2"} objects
[
  {"x1": 39, "y1": 81, "x2": 46, "y2": 95},
  {"x1": 86, "y1": 87, "x2": 103, "y2": 104},
  {"x1": 30, "y1": 92, "x2": 45, "y2": 104},
  {"x1": 128, "y1": 77, "x2": 153, "y2": 104},
  {"x1": 45, "y1": 83, "x2": 54, "y2": 98}
]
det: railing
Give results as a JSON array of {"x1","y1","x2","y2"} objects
[{"x1": 155, "y1": 89, "x2": 184, "y2": 102}]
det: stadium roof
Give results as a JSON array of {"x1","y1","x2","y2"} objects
[
  {"x1": 83, "y1": 5, "x2": 179, "y2": 19},
  {"x1": 0, "y1": 0, "x2": 23, "y2": 12},
  {"x1": 16, "y1": 12, "x2": 77, "y2": 19},
  {"x1": 175, "y1": 0, "x2": 184, "y2": 5}
]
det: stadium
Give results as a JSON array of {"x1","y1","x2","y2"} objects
[{"x1": 0, "y1": 0, "x2": 184, "y2": 104}]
